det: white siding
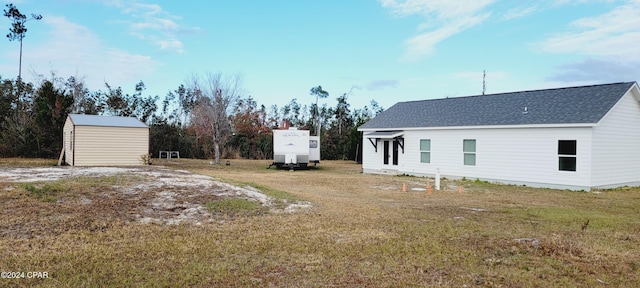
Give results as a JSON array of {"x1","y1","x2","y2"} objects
[
  {"x1": 591, "y1": 88, "x2": 640, "y2": 188},
  {"x1": 73, "y1": 126, "x2": 149, "y2": 166},
  {"x1": 363, "y1": 127, "x2": 594, "y2": 190},
  {"x1": 362, "y1": 137, "x2": 384, "y2": 172}
]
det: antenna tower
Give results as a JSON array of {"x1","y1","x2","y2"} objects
[{"x1": 482, "y1": 70, "x2": 487, "y2": 95}]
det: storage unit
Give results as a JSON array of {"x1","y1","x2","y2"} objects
[{"x1": 63, "y1": 114, "x2": 149, "y2": 166}]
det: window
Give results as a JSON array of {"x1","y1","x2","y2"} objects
[
  {"x1": 420, "y1": 139, "x2": 431, "y2": 163},
  {"x1": 558, "y1": 140, "x2": 576, "y2": 171},
  {"x1": 309, "y1": 140, "x2": 318, "y2": 149},
  {"x1": 463, "y1": 139, "x2": 476, "y2": 166}
]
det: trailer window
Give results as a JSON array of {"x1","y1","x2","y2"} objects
[{"x1": 309, "y1": 140, "x2": 318, "y2": 148}]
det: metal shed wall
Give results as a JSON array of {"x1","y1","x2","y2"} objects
[{"x1": 63, "y1": 116, "x2": 149, "y2": 166}]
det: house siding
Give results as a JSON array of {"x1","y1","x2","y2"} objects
[
  {"x1": 362, "y1": 138, "x2": 382, "y2": 172},
  {"x1": 363, "y1": 127, "x2": 593, "y2": 190},
  {"x1": 591, "y1": 89, "x2": 640, "y2": 188},
  {"x1": 72, "y1": 126, "x2": 149, "y2": 166}
]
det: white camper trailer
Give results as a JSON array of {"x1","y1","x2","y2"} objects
[{"x1": 270, "y1": 128, "x2": 320, "y2": 169}]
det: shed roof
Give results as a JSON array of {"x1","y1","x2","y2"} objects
[
  {"x1": 359, "y1": 82, "x2": 637, "y2": 130},
  {"x1": 68, "y1": 114, "x2": 148, "y2": 128}
]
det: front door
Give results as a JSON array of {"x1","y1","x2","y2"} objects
[{"x1": 383, "y1": 140, "x2": 398, "y2": 168}]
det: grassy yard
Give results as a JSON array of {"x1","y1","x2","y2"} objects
[{"x1": 1, "y1": 158, "x2": 639, "y2": 287}]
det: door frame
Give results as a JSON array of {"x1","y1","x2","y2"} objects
[{"x1": 382, "y1": 139, "x2": 399, "y2": 169}]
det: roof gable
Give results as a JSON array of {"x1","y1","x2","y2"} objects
[
  {"x1": 359, "y1": 82, "x2": 636, "y2": 130},
  {"x1": 68, "y1": 114, "x2": 148, "y2": 128}
]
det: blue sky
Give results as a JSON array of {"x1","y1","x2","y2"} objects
[{"x1": 1, "y1": 0, "x2": 639, "y2": 110}]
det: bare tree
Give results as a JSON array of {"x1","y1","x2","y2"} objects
[
  {"x1": 1, "y1": 100, "x2": 35, "y2": 156},
  {"x1": 188, "y1": 72, "x2": 244, "y2": 164},
  {"x1": 66, "y1": 75, "x2": 89, "y2": 114}
]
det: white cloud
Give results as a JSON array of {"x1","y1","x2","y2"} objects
[
  {"x1": 379, "y1": 0, "x2": 495, "y2": 61},
  {"x1": 501, "y1": 5, "x2": 539, "y2": 21},
  {"x1": 404, "y1": 14, "x2": 489, "y2": 61},
  {"x1": 105, "y1": 1, "x2": 201, "y2": 53},
  {"x1": 546, "y1": 58, "x2": 640, "y2": 83},
  {"x1": 24, "y1": 16, "x2": 159, "y2": 91},
  {"x1": 538, "y1": 0, "x2": 640, "y2": 60},
  {"x1": 535, "y1": 0, "x2": 640, "y2": 84},
  {"x1": 366, "y1": 79, "x2": 399, "y2": 90},
  {"x1": 380, "y1": 0, "x2": 494, "y2": 19},
  {"x1": 157, "y1": 39, "x2": 183, "y2": 52},
  {"x1": 122, "y1": 2, "x2": 163, "y2": 16}
]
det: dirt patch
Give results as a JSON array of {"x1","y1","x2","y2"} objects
[{"x1": 0, "y1": 165, "x2": 311, "y2": 237}]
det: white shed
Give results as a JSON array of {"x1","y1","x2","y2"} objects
[
  {"x1": 63, "y1": 114, "x2": 149, "y2": 166},
  {"x1": 358, "y1": 82, "x2": 640, "y2": 191}
]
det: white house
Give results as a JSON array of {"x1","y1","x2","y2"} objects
[
  {"x1": 63, "y1": 114, "x2": 149, "y2": 166},
  {"x1": 357, "y1": 82, "x2": 640, "y2": 191}
]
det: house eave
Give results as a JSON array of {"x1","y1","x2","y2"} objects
[
  {"x1": 358, "y1": 123, "x2": 596, "y2": 132},
  {"x1": 629, "y1": 82, "x2": 640, "y2": 102}
]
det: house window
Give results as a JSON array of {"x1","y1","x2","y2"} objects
[
  {"x1": 420, "y1": 139, "x2": 431, "y2": 163},
  {"x1": 463, "y1": 139, "x2": 476, "y2": 166},
  {"x1": 558, "y1": 140, "x2": 576, "y2": 171}
]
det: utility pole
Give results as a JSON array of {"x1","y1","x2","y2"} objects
[{"x1": 482, "y1": 70, "x2": 487, "y2": 95}]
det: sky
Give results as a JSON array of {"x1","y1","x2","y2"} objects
[{"x1": 1, "y1": 0, "x2": 639, "y2": 111}]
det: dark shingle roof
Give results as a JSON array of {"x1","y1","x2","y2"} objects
[{"x1": 359, "y1": 82, "x2": 636, "y2": 130}]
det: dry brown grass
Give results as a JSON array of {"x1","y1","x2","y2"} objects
[
  {"x1": 0, "y1": 158, "x2": 57, "y2": 167},
  {"x1": 1, "y1": 158, "x2": 639, "y2": 287}
]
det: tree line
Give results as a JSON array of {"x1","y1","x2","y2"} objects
[
  {"x1": 0, "y1": 73, "x2": 384, "y2": 163},
  {"x1": 2, "y1": 3, "x2": 385, "y2": 163}
]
